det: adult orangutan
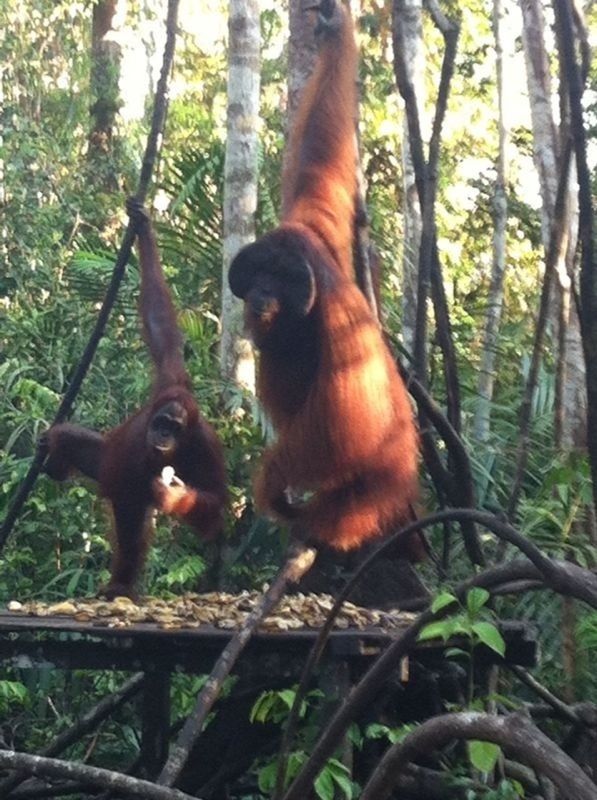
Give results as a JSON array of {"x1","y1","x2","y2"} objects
[
  {"x1": 41, "y1": 199, "x2": 227, "y2": 599},
  {"x1": 228, "y1": 0, "x2": 421, "y2": 555}
]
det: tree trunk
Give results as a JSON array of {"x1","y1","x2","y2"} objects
[
  {"x1": 89, "y1": 0, "x2": 124, "y2": 162},
  {"x1": 288, "y1": 0, "x2": 318, "y2": 123},
  {"x1": 473, "y1": 0, "x2": 509, "y2": 443},
  {"x1": 521, "y1": 0, "x2": 586, "y2": 452},
  {"x1": 521, "y1": 0, "x2": 586, "y2": 703},
  {"x1": 220, "y1": 0, "x2": 260, "y2": 389},
  {"x1": 399, "y1": 0, "x2": 424, "y2": 357}
]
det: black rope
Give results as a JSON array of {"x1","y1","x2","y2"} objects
[{"x1": 0, "y1": 0, "x2": 181, "y2": 553}]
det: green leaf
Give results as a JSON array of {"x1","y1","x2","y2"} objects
[
  {"x1": 445, "y1": 647, "x2": 469, "y2": 660},
  {"x1": 315, "y1": 767, "x2": 335, "y2": 800},
  {"x1": 278, "y1": 688, "x2": 297, "y2": 709},
  {"x1": 326, "y1": 759, "x2": 353, "y2": 798},
  {"x1": 418, "y1": 621, "x2": 453, "y2": 642},
  {"x1": 387, "y1": 723, "x2": 416, "y2": 744},
  {"x1": 257, "y1": 759, "x2": 277, "y2": 793},
  {"x1": 364, "y1": 723, "x2": 392, "y2": 740},
  {"x1": 431, "y1": 591, "x2": 457, "y2": 613},
  {"x1": 466, "y1": 588, "x2": 490, "y2": 617},
  {"x1": 473, "y1": 622, "x2": 506, "y2": 657},
  {"x1": 347, "y1": 723, "x2": 363, "y2": 749},
  {"x1": 468, "y1": 740, "x2": 501, "y2": 773},
  {"x1": 0, "y1": 680, "x2": 28, "y2": 704},
  {"x1": 250, "y1": 691, "x2": 277, "y2": 723}
]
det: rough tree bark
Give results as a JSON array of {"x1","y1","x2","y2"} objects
[
  {"x1": 473, "y1": 0, "x2": 509, "y2": 443},
  {"x1": 220, "y1": 0, "x2": 260, "y2": 389}
]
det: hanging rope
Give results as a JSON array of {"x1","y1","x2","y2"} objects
[{"x1": 0, "y1": 0, "x2": 181, "y2": 553}]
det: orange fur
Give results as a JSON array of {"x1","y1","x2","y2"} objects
[
  {"x1": 282, "y1": 2, "x2": 358, "y2": 277},
  {"x1": 229, "y1": 1, "x2": 420, "y2": 555}
]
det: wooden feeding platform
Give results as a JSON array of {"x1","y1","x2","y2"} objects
[
  {"x1": 0, "y1": 592, "x2": 538, "y2": 783},
  {"x1": 0, "y1": 591, "x2": 538, "y2": 674}
]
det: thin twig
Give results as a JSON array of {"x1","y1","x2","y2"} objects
[
  {"x1": 509, "y1": 665, "x2": 580, "y2": 725},
  {"x1": 392, "y1": 0, "x2": 462, "y2": 439},
  {"x1": 425, "y1": 15, "x2": 461, "y2": 433},
  {"x1": 157, "y1": 540, "x2": 316, "y2": 788},
  {"x1": 0, "y1": 0, "x2": 181, "y2": 553}
]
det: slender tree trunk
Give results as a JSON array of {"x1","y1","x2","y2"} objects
[
  {"x1": 399, "y1": 0, "x2": 424, "y2": 357},
  {"x1": 288, "y1": 0, "x2": 318, "y2": 123},
  {"x1": 520, "y1": 0, "x2": 559, "y2": 232},
  {"x1": 521, "y1": 0, "x2": 586, "y2": 455},
  {"x1": 220, "y1": 0, "x2": 260, "y2": 389},
  {"x1": 521, "y1": 0, "x2": 586, "y2": 700},
  {"x1": 474, "y1": 0, "x2": 509, "y2": 443},
  {"x1": 89, "y1": 0, "x2": 124, "y2": 161}
]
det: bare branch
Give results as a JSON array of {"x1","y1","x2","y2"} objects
[
  {"x1": 0, "y1": 751, "x2": 198, "y2": 800},
  {"x1": 509, "y1": 665, "x2": 581, "y2": 725}
]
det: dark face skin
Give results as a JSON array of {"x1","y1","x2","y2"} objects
[
  {"x1": 245, "y1": 272, "x2": 284, "y2": 348},
  {"x1": 146, "y1": 400, "x2": 188, "y2": 457}
]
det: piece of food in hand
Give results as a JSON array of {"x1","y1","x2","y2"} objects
[{"x1": 161, "y1": 466, "x2": 182, "y2": 486}]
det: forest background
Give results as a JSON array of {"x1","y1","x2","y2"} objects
[{"x1": 0, "y1": 0, "x2": 596, "y2": 798}]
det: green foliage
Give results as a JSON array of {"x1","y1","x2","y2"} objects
[
  {"x1": 249, "y1": 687, "x2": 359, "y2": 799},
  {"x1": 467, "y1": 739, "x2": 500, "y2": 773},
  {"x1": 250, "y1": 686, "x2": 324, "y2": 726},
  {"x1": 419, "y1": 588, "x2": 506, "y2": 660},
  {"x1": 363, "y1": 722, "x2": 415, "y2": 746},
  {"x1": 469, "y1": 780, "x2": 524, "y2": 800},
  {"x1": 519, "y1": 452, "x2": 596, "y2": 564},
  {"x1": 0, "y1": 679, "x2": 29, "y2": 714},
  {"x1": 257, "y1": 752, "x2": 355, "y2": 800}
]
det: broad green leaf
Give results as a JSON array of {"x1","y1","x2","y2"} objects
[
  {"x1": 326, "y1": 759, "x2": 353, "y2": 798},
  {"x1": 473, "y1": 622, "x2": 506, "y2": 657},
  {"x1": 250, "y1": 691, "x2": 277, "y2": 723},
  {"x1": 257, "y1": 760, "x2": 277, "y2": 793},
  {"x1": 468, "y1": 740, "x2": 501, "y2": 773},
  {"x1": 418, "y1": 621, "x2": 453, "y2": 642},
  {"x1": 466, "y1": 588, "x2": 490, "y2": 616},
  {"x1": 315, "y1": 767, "x2": 335, "y2": 800},
  {"x1": 278, "y1": 689, "x2": 297, "y2": 709},
  {"x1": 445, "y1": 647, "x2": 469, "y2": 659},
  {"x1": 431, "y1": 591, "x2": 457, "y2": 613}
]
